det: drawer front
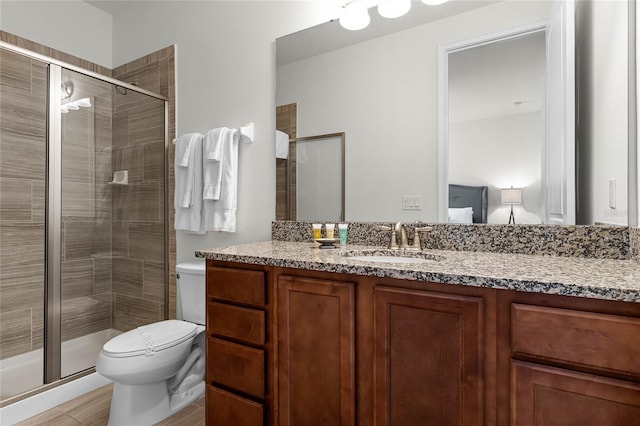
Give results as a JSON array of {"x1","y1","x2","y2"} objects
[
  {"x1": 512, "y1": 304, "x2": 640, "y2": 376},
  {"x1": 208, "y1": 302, "x2": 265, "y2": 346},
  {"x1": 207, "y1": 337, "x2": 265, "y2": 398},
  {"x1": 207, "y1": 385, "x2": 264, "y2": 426},
  {"x1": 207, "y1": 266, "x2": 265, "y2": 307},
  {"x1": 512, "y1": 361, "x2": 640, "y2": 425}
]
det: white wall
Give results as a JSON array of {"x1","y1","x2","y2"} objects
[
  {"x1": 277, "y1": 0, "x2": 551, "y2": 223},
  {"x1": 0, "y1": 1, "x2": 335, "y2": 262},
  {"x1": 576, "y1": 0, "x2": 628, "y2": 225},
  {"x1": 107, "y1": 1, "x2": 335, "y2": 262},
  {"x1": 449, "y1": 112, "x2": 543, "y2": 224},
  {"x1": 0, "y1": 0, "x2": 113, "y2": 67}
]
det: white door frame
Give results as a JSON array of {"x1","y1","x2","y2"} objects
[{"x1": 437, "y1": 21, "x2": 548, "y2": 223}]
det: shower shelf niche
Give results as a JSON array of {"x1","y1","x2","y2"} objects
[{"x1": 108, "y1": 170, "x2": 128, "y2": 185}]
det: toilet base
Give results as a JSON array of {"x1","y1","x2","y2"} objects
[{"x1": 106, "y1": 379, "x2": 205, "y2": 426}]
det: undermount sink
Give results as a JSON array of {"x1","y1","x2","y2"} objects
[
  {"x1": 344, "y1": 249, "x2": 443, "y2": 264},
  {"x1": 349, "y1": 255, "x2": 436, "y2": 264}
]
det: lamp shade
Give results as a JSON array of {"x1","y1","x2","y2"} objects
[{"x1": 501, "y1": 188, "x2": 522, "y2": 205}]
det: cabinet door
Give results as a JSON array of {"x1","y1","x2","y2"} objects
[
  {"x1": 512, "y1": 361, "x2": 640, "y2": 426},
  {"x1": 278, "y1": 275, "x2": 355, "y2": 426},
  {"x1": 374, "y1": 286, "x2": 484, "y2": 426}
]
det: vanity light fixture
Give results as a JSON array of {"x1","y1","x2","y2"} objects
[
  {"x1": 501, "y1": 187, "x2": 522, "y2": 225},
  {"x1": 340, "y1": 1, "x2": 371, "y2": 31},
  {"x1": 421, "y1": 0, "x2": 450, "y2": 5},
  {"x1": 339, "y1": 0, "x2": 448, "y2": 31},
  {"x1": 378, "y1": 0, "x2": 411, "y2": 19}
]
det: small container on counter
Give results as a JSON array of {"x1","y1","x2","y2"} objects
[
  {"x1": 338, "y1": 223, "x2": 348, "y2": 245},
  {"x1": 312, "y1": 223, "x2": 322, "y2": 240},
  {"x1": 325, "y1": 223, "x2": 335, "y2": 239}
]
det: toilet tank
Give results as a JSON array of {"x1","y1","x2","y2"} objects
[{"x1": 176, "y1": 261, "x2": 206, "y2": 325}]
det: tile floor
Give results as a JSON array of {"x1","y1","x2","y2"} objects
[{"x1": 14, "y1": 384, "x2": 205, "y2": 426}]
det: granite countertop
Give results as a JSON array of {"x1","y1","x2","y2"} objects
[{"x1": 195, "y1": 240, "x2": 640, "y2": 303}]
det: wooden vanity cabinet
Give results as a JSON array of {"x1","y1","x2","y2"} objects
[
  {"x1": 277, "y1": 275, "x2": 356, "y2": 426},
  {"x1": 374, "y1": 286, "x2": 485, "y2": 425},
  {"x1": 205, "y1": 259, "x2": 640, "y2": 425},
  {"x1": 503, "y1": 294, "x2": 640, "y2": 426},
  {"x1": 205, "y1": 262, "x2": 273, "y2": 426}
]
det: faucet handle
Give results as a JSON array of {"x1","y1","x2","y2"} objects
[
  {"x1": 376, "y1": 225, "x2": 399, "y2": 249},
  {"x1": 409, "y1": 226, "x2": 434, "y2": 250}
]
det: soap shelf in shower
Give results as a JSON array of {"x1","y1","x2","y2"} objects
[{"x1": 108, "y1": 170, "x2": 128, "y2": 185}]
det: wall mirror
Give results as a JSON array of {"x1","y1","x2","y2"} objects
[{"x1": 276, "y1": 0, "x2": 634, "y2": 226}]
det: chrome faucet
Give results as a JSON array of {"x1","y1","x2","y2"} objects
[
  {"x1": 394, "y1": 222, "x2": 409, "y2": 249},
  {"x1": 377, "y1": 222, "x2": 433, "y2": 250}
]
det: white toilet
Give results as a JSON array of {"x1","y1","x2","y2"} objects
[{"x1": 96, "y1": 261, "x2": 207, "y2": 426}]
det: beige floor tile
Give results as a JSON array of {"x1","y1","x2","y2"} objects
[
  {"x1": 14, "y1": 408, "x2": 82, "y2": 426},
  {"x1": 16, "y1": 383, "x2": 205, "y2": 426},
  {"x1": 154, "y1": 403, "x2": 205, "y2": 426},
  {"x1": 57, "y1": 383, "x2": 113, "y2": 414}
]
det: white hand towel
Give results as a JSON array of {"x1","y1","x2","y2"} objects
[
  {"x1": 174, "y1": 134, "x2": 195, "y2": 168},
  {"x1": 204, "y1": 127, "x2": 225, "y2": 161},
  {"x1": 203, "y1": 128, "x2": 226, "y2": 200},
  {"x1": 174, "y1": 133, "x2": 205, "y2": 234},
  {"x1": 275, "y1": 130, "x2": 289, "y2": 159},
  {"x1": 204, "y1": 128, "x2": 239, "y2": 232}
]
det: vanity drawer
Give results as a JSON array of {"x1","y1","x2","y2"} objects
[
  {"x1": 207, "y1": 385, "x2": 264, "y2": 426},
  {"x1": 206, "y1": 337, "x2": 265, "y2": 398},
  {"x1": 208, "y1": 302, "x2": 265, "y2": 346},
  {"x1": 207, "y1": 266, "x2": 265, "y2": 307},
  {"x1": 512, "y1": 304, "x2": 640, "y2": 376}
]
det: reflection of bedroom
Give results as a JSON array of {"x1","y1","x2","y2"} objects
[{"x1": 448, "y1": 30, "x2": 543, "y2": 225}]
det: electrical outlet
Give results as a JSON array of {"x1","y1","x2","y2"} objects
[
  {"x1": 609, "y1": 178, "x2": 616, "y2": 209},
  {"x1": 402, "y1": 196, "x2": 422, "y2": 211}
]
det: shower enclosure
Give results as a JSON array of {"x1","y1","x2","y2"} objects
[{"x1": 0, "y1": 42, "x2": 168, "y2": 403}]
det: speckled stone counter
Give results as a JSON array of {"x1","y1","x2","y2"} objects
[
  {"x1": 196, "y1": 240, "x2": 640, "y2": 303},
  {"x1": 272, "y1": 221, "x2": 631, "y2": 259}
]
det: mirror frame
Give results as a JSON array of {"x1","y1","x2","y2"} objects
[{"x1": 287, "y1": 132, "x2": 346, "y2": 222}]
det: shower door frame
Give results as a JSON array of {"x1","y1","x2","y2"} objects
[{"x1": 0, "y1": 41, "x2": 170, "y2": 404}]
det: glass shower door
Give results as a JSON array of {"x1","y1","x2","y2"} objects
[
  {"x1": 59, "y1": 68, "x2": 114, "y2": 377},
  {"x1": 58, "y1": 68, "x2": 167, "y2": 377}
]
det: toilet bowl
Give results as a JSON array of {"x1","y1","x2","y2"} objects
[{"x1": 96, "y1": 261, "x2": 206, "y2": 426}]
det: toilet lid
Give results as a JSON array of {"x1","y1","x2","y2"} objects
[{"x1": 103, "y1": 320, "x2": 198, "y2": 358}]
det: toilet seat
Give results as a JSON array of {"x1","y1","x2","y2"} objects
[{"x1": 103, "y1": 320, "x2": 198, "y2": 358}]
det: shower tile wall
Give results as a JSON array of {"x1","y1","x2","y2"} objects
[
  {"x1": 1, "y1": 32, "x2": 175, "y2": 369},
  {"x1": 110, "y1": 45, "x2": 174, "y2": 331},
  {"x1": 112, "y1": 45, "x2": 177, "y2": 322},
  {"x1": 0, "y1": 49, "x2": 47, "y2": 359}
]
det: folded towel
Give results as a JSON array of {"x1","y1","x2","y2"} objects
[
  {"x1": 174, "y1": 133, "x2": 205, "y2": 234},
  {"x1": 204, "y1": 128, "x2": 239, "y2": 232},
  {"x1": 276, "y1": 130, "x2": 289, "y2": 159},
  {"x1": 204, "y1": 127, "x2": 225, "y2": 161},
  {"x1": 203, "y1": 128, "x2": 226, "y2": 200},
  {"x1": 175, "y1": 133, "x2": 196, "y2": 167}
]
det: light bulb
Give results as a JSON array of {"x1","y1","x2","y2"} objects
[
  {"x1": 340, "y1": 2, "x2": 371, "y2": 31},
  {"x1": 378, "y1": 0, "x2": 411, "y2": 19},
  {"x1": 421, "y1": 0, "x2": 449, "y2": 5}
]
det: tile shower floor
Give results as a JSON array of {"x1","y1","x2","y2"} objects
[{"x1": 14, "y1": 384, "x2": 205, "y2": 426}]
